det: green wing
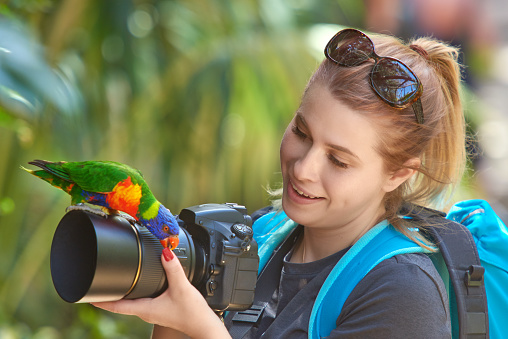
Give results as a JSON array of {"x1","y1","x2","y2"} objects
[
  {"x1": 66, "y1": 161, "x2": 148, "y2": 193},
  {"x1": 37, "y1": 160, "x2": 147, "y2": 193}
]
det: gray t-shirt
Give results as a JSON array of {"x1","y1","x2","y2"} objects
[{"x1": 243, "y1": 247, "x2": 451, "y2": 338}]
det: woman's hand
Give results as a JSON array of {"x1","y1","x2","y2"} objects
[{"x1": 91, "y1": 248, "x2": 231, "y2": 339}]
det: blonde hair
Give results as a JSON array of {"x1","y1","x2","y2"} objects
[{"x1": 274, "y1": 32, "x2": 466, "y2": 249}]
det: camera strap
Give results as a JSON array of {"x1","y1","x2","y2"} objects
[{"x1": 224, "y1": 225, "x2": 303, "y2": 339}]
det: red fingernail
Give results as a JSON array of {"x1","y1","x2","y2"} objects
[{"x1": 163, "y1": 248, "x2": 174, "y2": 261}]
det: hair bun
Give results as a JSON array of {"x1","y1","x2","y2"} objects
[{"x1": 409, "y1": 44, "x2": 430, "y2": 60}]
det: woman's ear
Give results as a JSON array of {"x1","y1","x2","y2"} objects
[{"x1": 383, "y1": 158, "x2": 421, "y2": 193}]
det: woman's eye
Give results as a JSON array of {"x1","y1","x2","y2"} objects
[
  {"x1": 292, "y1": 125, "x2": 307, "y2": 139},
  {"x1": 328, "y1": 154, "x2": 349, "y2": 169}
]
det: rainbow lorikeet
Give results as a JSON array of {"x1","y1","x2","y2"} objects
[{"x1": 22, "y1": 160, "x2": 179, "y2": 250}]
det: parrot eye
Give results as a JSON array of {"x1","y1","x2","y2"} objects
[{"x1": 163, "y1": 225, "x2": 169, "y2": 233}]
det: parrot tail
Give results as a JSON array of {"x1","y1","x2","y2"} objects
[
  {"x1": 20, "y1": 165, "x2": 36, "y2": 176},
  {"x1": 21, "y1": 164, "x2": 75, "y2": 193},
  {"x1": 28, "y1": 160, "x2": 72, "y2": 181}
]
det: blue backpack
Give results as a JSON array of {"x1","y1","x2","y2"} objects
[
  {"x1": 226, "y1": 199, "x2": 507, "y2": 339},
  {"x1": 446, "y1": 199, "x2": 508, "y2": 338}
]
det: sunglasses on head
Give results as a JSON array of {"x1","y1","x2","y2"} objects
[{"x1": 325, "y1": 28, "x2": 424, "y2": 124}]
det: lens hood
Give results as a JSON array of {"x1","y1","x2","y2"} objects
[{"x1": 50, "y1": 210, "x2": 172, "y2": 303}]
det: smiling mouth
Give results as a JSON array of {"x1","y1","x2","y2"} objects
[{"x1": 291, "y1": 181, "x2": 321, "y2": 199}]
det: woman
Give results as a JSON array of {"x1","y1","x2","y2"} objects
[{"x1": 92, "y1": 28, "x2": 465, "y2": 338}]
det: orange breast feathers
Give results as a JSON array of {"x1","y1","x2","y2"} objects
[{"x1": 105, "y1": 177, "x2": 142, "y2": 219}]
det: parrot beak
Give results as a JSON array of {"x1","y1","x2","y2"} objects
[{"x1": 160, "y1": 235, "x2": 179, "y2": 250}]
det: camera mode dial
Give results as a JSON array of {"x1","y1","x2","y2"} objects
[{"x1": 231, "y1": 223, "x2": 253, "y2": 240}]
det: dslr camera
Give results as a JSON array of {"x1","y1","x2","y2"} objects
[{"x1": 50, "y1": 203, "x2": 259, "y2": 312}]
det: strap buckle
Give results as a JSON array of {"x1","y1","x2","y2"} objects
[
  {"x1": 232, "y1": 303, "x2": 267, "y2": 324},
  {"x1": 465, "y1": 265, "x2": 485, "y2": 287}
]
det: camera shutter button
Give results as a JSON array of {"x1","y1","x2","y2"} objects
[{"x1": 231, "y1": 223, "x2": 253, "y2": 239}]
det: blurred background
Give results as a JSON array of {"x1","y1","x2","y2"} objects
[{"x1": 1, "y1": 0, "x2": 507, "y2": 338}]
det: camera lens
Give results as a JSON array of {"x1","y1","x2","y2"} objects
[{"x1": 50, "y1": 210, "x2": 196, "y2": 303}]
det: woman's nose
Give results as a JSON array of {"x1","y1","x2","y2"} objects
[{"x1": 293, "y1": 147, "x2": 320, "y2": 182}]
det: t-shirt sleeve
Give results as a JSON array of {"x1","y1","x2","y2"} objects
[{"x1": 327, "y1": 253, "x2": 451, "y2": 339}]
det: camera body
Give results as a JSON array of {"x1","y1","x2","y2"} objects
[
  {"x1": 50, "y1": 202, "x2": 259, "y2": 312},
  {"x1": 177, "y1": 203, "x2": 258, "y2": 311}
]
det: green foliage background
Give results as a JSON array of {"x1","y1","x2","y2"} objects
[{"x1": 0, "y1": 0, "x2": 365, "y2": 337}]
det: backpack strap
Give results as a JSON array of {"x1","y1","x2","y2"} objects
[
  {"x1": 254, "y1": 213, "x2": 297, "y2": 274},
  {"x1": 401, "y1": 205, "x2": 489, "y2": 339},
  {"x1": 308, "y1": 220, "x2": 431, "y2": 339}
]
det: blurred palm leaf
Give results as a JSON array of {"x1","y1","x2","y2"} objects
[{"x1": 0, "y1": 19, "x2": 81, "y2": 120}]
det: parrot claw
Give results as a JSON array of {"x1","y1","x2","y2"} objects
[
  {"x1": 66, "y1": 203, "x2": 108, "y2": 218},
  {"x1": 116, "y1": 211, "x2": 137, "y2": 225}
]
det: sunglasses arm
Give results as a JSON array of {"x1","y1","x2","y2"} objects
[{"x1": 411, "y1": 99, "x2": 424, "y2": 124}]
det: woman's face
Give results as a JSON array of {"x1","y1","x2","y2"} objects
[{"x1": 280, "y1": 84, "x2": 398, "y2": 231}]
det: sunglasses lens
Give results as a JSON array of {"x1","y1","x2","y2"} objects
[
  {"x1": 370, "y1": 58, "x2": 421, "y2": 107},
  {"x1": 326, "y1": 30, "x2": 374, "y2": 66}
]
